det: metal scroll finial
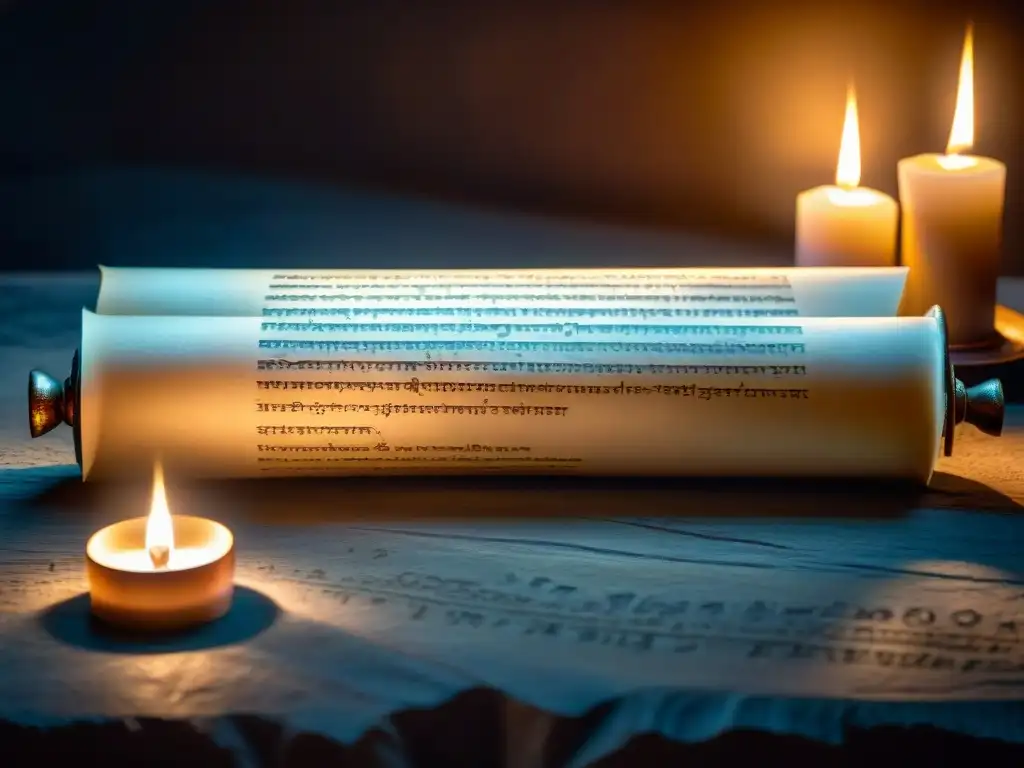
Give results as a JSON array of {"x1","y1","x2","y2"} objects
[
  {"x1": 954, "y1": 378, "x2": 1004, "y2": 437},
  {"x1": 29, "y1": 370, "x2": 68, "y2": 437},
  {"x1": 28, "y1": 350, "x2": 79, "y2": 438},
  {"x1": 928, "y1": 305, "x2": 1005, "y2": 456}
]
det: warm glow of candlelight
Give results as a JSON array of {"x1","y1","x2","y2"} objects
[
  {"x1": 145, "y1": 462, "x2": 174, "y2": 568},
  {"x1": 940, "y1": 23, "x2": 976, "y2": 170},
  {"x1": 836, "y1": 83, "x2": 861, "y2": 189}
]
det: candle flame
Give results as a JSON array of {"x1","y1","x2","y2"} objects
[
  {"x1": 946, "y1": 23, "x2": 974, "y2": 156},
  {"x1": 145, "y1": 461, "x2": 174, "y2": 568},
  {"x1": 835, "y1": 82, "x2": 861, "y2": 189}
]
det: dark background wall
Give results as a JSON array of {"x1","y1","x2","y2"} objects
[{"x1": 0, "y1": 0, "x2": 1020, "y2": 271}]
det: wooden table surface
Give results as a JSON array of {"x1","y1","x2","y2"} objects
[{"x1": 2, "y1": 267, "x2": 1024, "y2": 764}]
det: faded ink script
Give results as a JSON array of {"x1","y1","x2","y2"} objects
[
  {"x1": 253, "y1": 283, "x2": 816, "y2": 473},
  {"x1": 261, "y1": 271, "x2": 801, "y2": 320}
]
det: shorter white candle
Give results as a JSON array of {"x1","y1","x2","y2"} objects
[
  {"x1": 898, "y1": 24, "x2": 1006, "y2": 347},
  {"x1": 796, "y1": 84, "x2": 899, "y2": 268}
]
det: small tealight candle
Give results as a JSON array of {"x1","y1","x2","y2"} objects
[
  {"x1": 796, "y1": 83, "x2": 899, "y2": 268},
  {"x1": 86, "y1": 463, "x2": 234, "y2": 632},
  {"x1": 898, "y1": 24, "x2": 1006, "y2": 348}
]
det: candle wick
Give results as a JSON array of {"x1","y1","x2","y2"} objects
[{"x1": 148, "y1": 545, "x2": 170, "y2": 569}]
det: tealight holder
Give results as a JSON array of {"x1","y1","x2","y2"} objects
[{"x1": 86, "y1": 514, "x2": 235, "y2": 633}]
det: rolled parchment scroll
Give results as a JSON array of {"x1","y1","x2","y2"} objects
[
  {"x1": 29, "y1": 305, "x2": 1002, "y2": 483},
  {"x1": 94, "y1": 266, "x2": 909, "y2": 318}
]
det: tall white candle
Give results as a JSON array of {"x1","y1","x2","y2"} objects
[
  {"x1": 796, "y1": 84, "x2": 899, "y2": 268},
  {"x1": 898, "y1": 24, "x2": 1006, "y2": 347}
]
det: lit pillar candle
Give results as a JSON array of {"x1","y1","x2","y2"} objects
[
  {"x1": 796, "y1": 84, "x2": 899, "y2": 268},
  {"x1": 898, "y1": 24, "x2": 1006, "y2": 347}
]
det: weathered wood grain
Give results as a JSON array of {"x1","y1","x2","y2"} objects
[{"x1": 1, "y1": 273, "x2": 1023, "y2": 765}]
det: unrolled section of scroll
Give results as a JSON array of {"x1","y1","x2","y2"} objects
[
  {"x1": 29, "y1": 308, "x2": 1003, "y2": 483},
  {"x1": 94, "y1": 266, "x2": 909, "y2": 318}
]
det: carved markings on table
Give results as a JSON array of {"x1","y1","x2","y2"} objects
[{"x1": 258, "y1": 563, "x2": 1024, "y2": 677}]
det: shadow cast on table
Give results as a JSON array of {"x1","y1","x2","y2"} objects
[
  {"x1": 37, "y1": 586, "x2": 280, "y2": 654},
  {"x1": 19, "y1": 469, "x2": 1022, "y2": 525}
]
